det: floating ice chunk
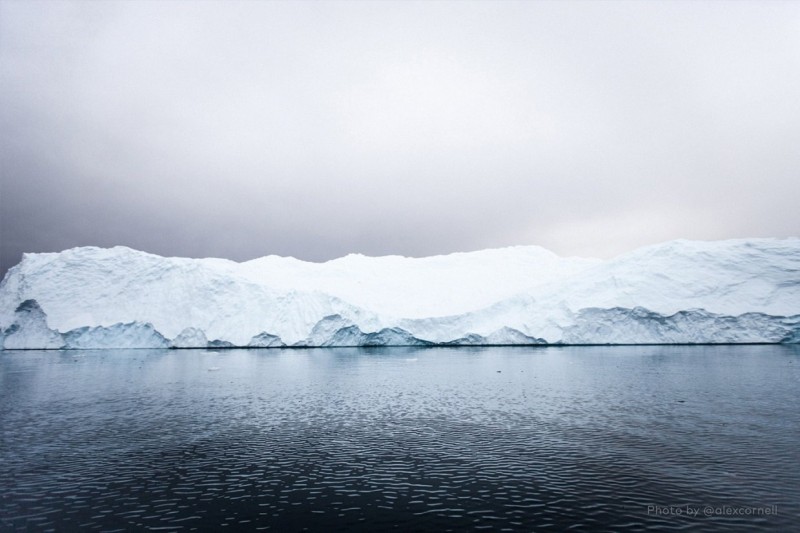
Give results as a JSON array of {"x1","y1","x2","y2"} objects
[
  {"x1": 170, "y1": 327, "x2": 208, "y2": 348},
  {"x1": 248, "y1": 332, "x2": 285, "y2": 348},
  {"x1": 3, "y1": 300, "x2": 64, "y2": 350},
  {"x1": 64, "y1": 321, "x2": 169, "y2": 349}
]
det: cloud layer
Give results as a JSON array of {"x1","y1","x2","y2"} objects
[{"x1": 2, "y1": 1, "x2": 799, "y2": 275}]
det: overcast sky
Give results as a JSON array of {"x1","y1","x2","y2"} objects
[{"x1": 1, "y1": 1, "x2": 799, "y2": 275}]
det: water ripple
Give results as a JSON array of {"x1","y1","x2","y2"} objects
[{"x1": 1, "y1": 345, "x2": 798, "y2": 531}]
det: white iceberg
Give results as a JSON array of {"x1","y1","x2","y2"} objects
[
  {"x1": 64, "y1": 321, "x2": 169, "y2": 349},
  {"x1": 0, "y1": 238, "x2": 797, "y2": 349},
  {"x1": 170, "y1": 327, "x2": 209, "y2": 349},
  {"x1": 247, "y1": 332, "x2": 286, "y2": 348},
  {"x1": 2, "y1": 300, "x2": 65, "y2": 350}
]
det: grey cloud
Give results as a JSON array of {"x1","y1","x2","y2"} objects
[{"x1": 2, "y1": 0, "x2": 799, "y2": 275}]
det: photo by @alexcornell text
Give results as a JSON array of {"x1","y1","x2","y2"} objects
[{"x1": 647, "y1": 505, "x2": 778, "y2": 518}]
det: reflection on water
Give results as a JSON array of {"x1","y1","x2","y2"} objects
[{"x1": 1, "y1": 345, "x2": 798, "y2": 531}]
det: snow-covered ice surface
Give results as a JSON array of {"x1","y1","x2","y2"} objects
[{"x1": 0, "y1": 238, "x2": 798, "y2": 349}]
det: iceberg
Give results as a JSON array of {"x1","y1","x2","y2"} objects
[
  {"x1": 320, "y1": 325, "x2": 433, "y2": 347},
  {"x1": 170, "y1": 327, "x2": 209, "y2": 349},
  {"x1": 445, "y1": 327, "x2": 546, "y2": 346},
  {"x1": 64, "y1": 321, "x2": 169, "y2": 350},
  {"x1": 248, "y1": 332, "x2": 286, "y2": 348},
  {"x1": 2, "y1": 300, "x2": 65, "y2": 350},
  {"x1": 0, "y1": 238, "x2": 798, "y2": 349}
]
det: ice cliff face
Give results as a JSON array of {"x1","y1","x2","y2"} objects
[
  {"x1": 0, "y1": 238, "x2": 798, "y2": 349},
  {"x1": 170, "y1": 327, "x2": 208, "y2": 349},
  {"x1": 2, "y1": 300, "x2": 64, "y2": 350},
  {"x1": 64, "y1": 322, "x2": 169, "y2": 350}
]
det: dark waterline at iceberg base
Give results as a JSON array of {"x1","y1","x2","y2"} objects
[{"x1": 1, "y1": 346, "x2": 798, "y2": 531}]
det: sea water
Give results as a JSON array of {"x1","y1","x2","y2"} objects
[{"x1": 1, "y1": 345, "x2": 798, "y2": 531}]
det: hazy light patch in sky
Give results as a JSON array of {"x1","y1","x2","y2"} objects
[{"x1": 1, "y1": 0, "x2": 799, "y2": 275}]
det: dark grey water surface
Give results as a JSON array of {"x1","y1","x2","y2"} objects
[{"x1": 1, "y1": 345, "x2": 798, "y2": 532}]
